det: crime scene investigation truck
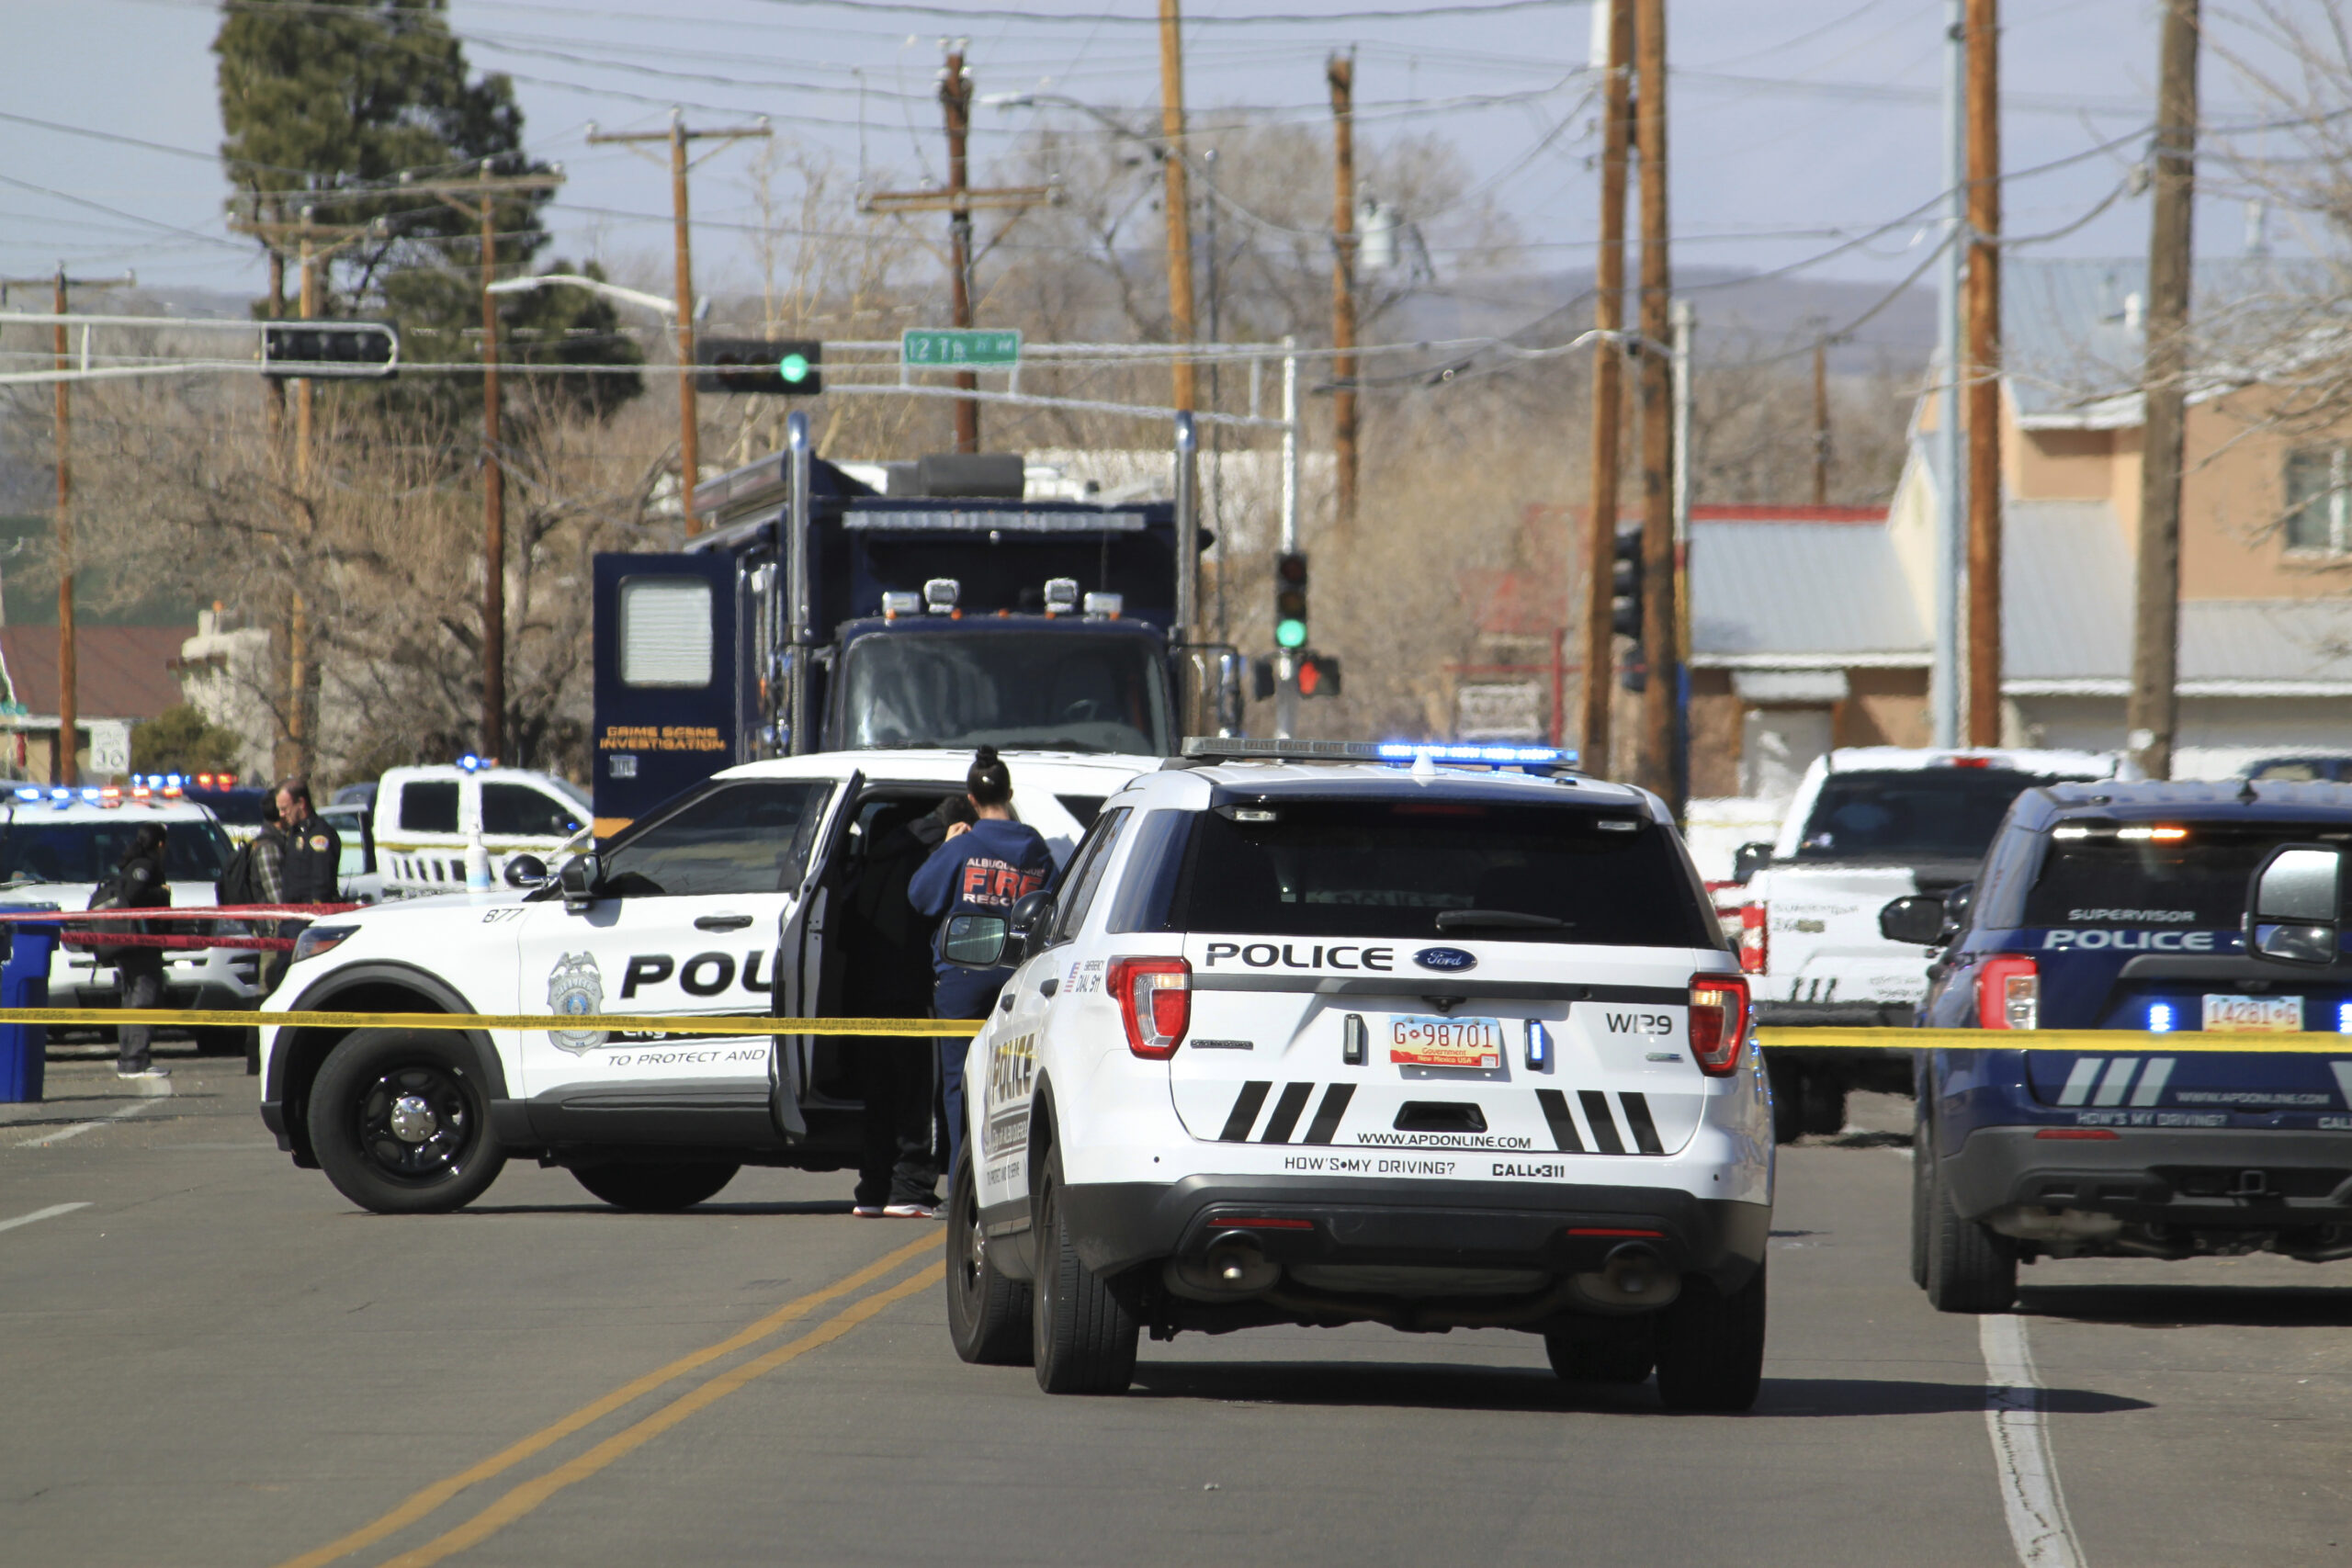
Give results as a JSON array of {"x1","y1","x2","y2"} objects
[
  {"x1": 257, "y1": 750, "x2": 1148, "y2": 1214},
  {"x1": 589, "y1": 443, "x2": 1242, "y2": 840},
  {"x1": 937, "y1": 740, "x2": 1774, "y2": 1409}
]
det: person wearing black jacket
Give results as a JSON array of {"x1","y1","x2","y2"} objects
[
  {"x1": 274, "y1": 777, "x2": 340, "y2": 905},
  {"x1": 110, "y1": 822, "x2": 171, "y2": 1081}
]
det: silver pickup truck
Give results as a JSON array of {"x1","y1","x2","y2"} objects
[{"x1": 1731, "y1": 746, "x2": 2126, "y2": 1142}]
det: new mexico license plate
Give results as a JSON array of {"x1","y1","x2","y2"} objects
[
  {"x1": 2201, "y1": 993, "x2": 2303, "y2": 1032},
  {"x1": 1390, "y1": 1014, "x2": 1504, "y2": 1068}
]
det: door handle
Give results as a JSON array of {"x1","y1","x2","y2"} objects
[
  {"x1": 695, "y1": 913, "x2": 754, "y2": 931},
  {"x1": 1039, "y1": 977, "x2": 1059, "y2": 998}
]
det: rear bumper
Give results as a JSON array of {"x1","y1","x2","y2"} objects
[
  {"x1": 1945, "y1": 1125, "x2": 2352, "y2": 1226},
  {"x1": 1056, "y1": 1173, "x2": 1770, "y2": 1291}
]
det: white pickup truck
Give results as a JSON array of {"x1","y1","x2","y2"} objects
[{"x1": 1731, "y1": 747, "x2": 2126, "y2": 1141}]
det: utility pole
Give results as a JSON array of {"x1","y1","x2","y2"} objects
[
  {"x1": 863, "y1": 67, "x2": 1054, "y2": 457},
  {"x1": 942, "y1": 45, "x2": 979, "y2": 451},
  {"x1": 1582, "y1": 0, "x2": 1633, "y2": 774},
  {"x1": 1633, "y1": 0, "x2": 1679, "y2": 811},
  {"x1": 1964, "y1": 0, "x2": 2004, "y2": 748},
  {"x1": 2131, "y1": 0, "x2": 2200, "y2": 781},
  {"x1": 1159, "y1": 1, "x2": 1201, "y2": 644},
  {"x1": 1811, "y1": 328, "x2": 1832, "y2": 507},
  {"x1": 0, "y1": 266, "x2": 134, "y2": 784},
  {"x1": 1932, "y1": 0, "x2": 1965, "y2": 749},
  {"x1": 398, "y1": 167, "x2": 568, "y2": 762},
  {"x1": 1329, "y1": 50, "x2": 1360, "y2": 534},
  {"x1": 591, "y1": 113, "x2": 771, "y2": 532}
]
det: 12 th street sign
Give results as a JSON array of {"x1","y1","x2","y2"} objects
[{"x1": 902, "y1": 328, "x2": 1021, "y2": 368}]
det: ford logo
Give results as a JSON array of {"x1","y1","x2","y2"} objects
[{"x1": 1414, "y1": 946, "x2": 1477, "y2": 973}]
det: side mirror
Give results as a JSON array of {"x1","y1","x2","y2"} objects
[
  {"x1": 1008, "y1": 888, "x2": 1056, "y2": 959},
  {"x1": 503, "y1": 852, "x2": 549, "y2": 889},
  {"x1": 1879, "y1": 894, "x2": 1948, "y2": 946},
  {"x1": 940, "y1": 913, "x2": 1011, "y2": 968},
  {"x1": 1939, "y1": 880, "x2": 1975, "y2": 942},
  {"x1": 2245, "y1": 843, "x2": 2344, "y2": 966},
  {"x1": 1731, "y1": 841, "x2": 1774, "y2": 884},
  {"x1": 558, "y1": 851, "x2": 603, "y2": 912}
]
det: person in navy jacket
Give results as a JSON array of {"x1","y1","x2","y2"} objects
[{"x1": 910, "y1": 747, "x2": 1052, "y2": 1192}]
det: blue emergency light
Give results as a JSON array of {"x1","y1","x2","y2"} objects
[
  {"x1": 458, "y1": 754, "x2": 484, "y2": 773},
  {"x1": 2148, "y1": 1002, "x2": 2176, "y2": 1033},
  {"x1": 2338, "y1": 1001, "x2": 2352, "y2": 1034},
  {"x1": 12, "y1": 787, "x2": 40, "y2": 803},
  {"x1": 1375, "y1": 742, "x2": 1578, "y2": 766}
]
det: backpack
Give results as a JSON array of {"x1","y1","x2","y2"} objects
[{"x1": 216, "y1": 838, "x2": 261, "y2": 907}]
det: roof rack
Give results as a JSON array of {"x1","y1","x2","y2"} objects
[{"x1": 1174, "y1": 737, "x2": 1581, "y2": 776}]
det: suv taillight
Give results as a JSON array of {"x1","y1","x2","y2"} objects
[
  {"x1": 1109, "y1": 956, "x2": 1191, "y2": 1058},
  {"x1": 1977, "y1": 955, "x2": 2039, "y2": 1030},
  {"x1": 1689, "y1": 973, "x2": 1750, "y2": 1077},
  {"x1": 1738, "y1": 903, "x2": 1767, "y2": 975}
]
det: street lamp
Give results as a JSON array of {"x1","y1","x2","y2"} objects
[{"x1": 484, "y1": 273, "x2": 708, "y2": 322}]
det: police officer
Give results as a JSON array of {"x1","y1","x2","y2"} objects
[{"x1": 275, "y1": 777, "x2": 341, "y2": 905}]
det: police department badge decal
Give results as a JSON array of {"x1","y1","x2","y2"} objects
[{"x1": 546, "y1": 952, "x2": 607, "y2": 1053}]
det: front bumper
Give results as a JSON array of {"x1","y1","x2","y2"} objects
[
  {"x1": 1945, "y1": 1125, "x2": 2352, "y2": 1228},
  {"x1": 1057, "y1": 1172, "x2": 1770, "y2": 1292}
]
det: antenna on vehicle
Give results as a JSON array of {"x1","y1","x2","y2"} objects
[{"x1": 2238, "y1": 775, "x2": 2259, "y2": 805}]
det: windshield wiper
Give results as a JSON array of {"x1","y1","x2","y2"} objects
[{"x1": 1435, "y1": 908, "x2": 1567, "y2": 931}]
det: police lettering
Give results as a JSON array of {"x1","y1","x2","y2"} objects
[
  {"x1": 2040, "y1": 929, "x2": 2216, "y2": 952},
  {"x1": 620, "y1": 954, "x2": 673, "y2": 998},
  {"x1": 1202, "y1": 941, "x2": 1396, "y2": 971},
  {"x1": 620, "y1": 951, "x2": 771, "y2": 997}
]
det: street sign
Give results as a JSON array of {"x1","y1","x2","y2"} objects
[{"x1": 901, "y1": 329, "x2": 1021, "y2": 368}]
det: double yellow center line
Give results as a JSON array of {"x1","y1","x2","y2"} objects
[{"x1": 277, "y1": 1231, "x2": 944, "y2": 1568}]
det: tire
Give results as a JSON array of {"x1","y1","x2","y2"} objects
[
  {"x1": 1768, "y1": 1055, "x2": 1805, "y2": 1145},
  {"x1": 1799, "y1": 1074, "x2": 1848, "y2": 1137},
  {"x1": 1030, "y1": 1153, "x2": 1138, "y2": 1394},
  {"x1": 1925, "y1": 1152, "x2": 2017, "y2": 1313},
  {"x1": 1909, "y1": 1109, "x2": 1933, "y2": 1289},
  {"x1": 945, "y1": 1150, "x2": 1033, "y2": 1366},
  {"x1": 571, "y1": 1161, "x2": 739, "y2": 1211},
  {"x1": 1544, "y1": 1325, "x2": 1655, "y2": 1384},
  {"x1": 308, "y1": 1029, "x2": 507, "y2": 1214},
  {"x1": 1655, "y1": 1265, "x2": 1768, "y2": 1413}
]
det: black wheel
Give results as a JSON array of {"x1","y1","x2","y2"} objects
[
  {"x1": 308, "y1": 1029, "x2": 506, "y2": 1214},
  {"x1": 945, "y1": 1149, "x2": 1033, "y2": 1366},
  {"x1": 1799, "y1": 1073, "x2": 1848, "y2": 1137},
  {"x1": 1544, "y1": 1325, "x2": 1655, "y2": 1384},
  {"x1": 1656, "y1": 1265, "x2": 1767, "y2": 1413},
  {"x1": 1925, "y1": 1154, "x2": 2016, "y2": 1313},
  {"x1": 192, "y1": 1025, "x2": 251, "y2": 1057},
  {"x1": 1031, "y1": 1151, "x2": 1138, "y2": 1394},
  {"x1": 571, "y1": 1161, "x2": 739, "y2": 1211},
  {"x1": 1909, "y1": 1108, "x2": 1933, "y2": 1288},
  {"x1": 1768, "y1": 1055, "x2": 1804, "y2": 1145}
]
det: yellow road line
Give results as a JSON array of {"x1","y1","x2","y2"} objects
[
  {"x1": 0, "y1": 1007, "x2": 980, "y2": 1037},
  {"x1": 1760, "y1": 1027, "x2": 2352, "y2": 1054},
  {"x1": 379, "y1": 1260, "x2": 947, "y2": 1568},
  {"x1": 273, "y1": 1233, "x2": 942, "y2": 1568}
]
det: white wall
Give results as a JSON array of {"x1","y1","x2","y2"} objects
[{"x1": 2010, "y1": 694, "x2": 2352, "y2": 778}]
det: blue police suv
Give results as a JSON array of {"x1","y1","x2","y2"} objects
[{"x1": 1883, "y1": 780, "x2": 2352, "y2": 1312}]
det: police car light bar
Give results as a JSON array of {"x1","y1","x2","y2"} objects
[{"x1": 1180, "y1": 738, "x2": 1579, "y2": 772}]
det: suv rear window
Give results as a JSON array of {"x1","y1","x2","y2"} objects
[
  {"x1": 1158, "y1": 799, "x2": 1715, "y2": 947},
  {"x1": 1794, "y1": 769, "x2": 2060, "y2": 862},
  {"x1": 2023, "y1": 821, "x2": 2352, "y2": 928}
]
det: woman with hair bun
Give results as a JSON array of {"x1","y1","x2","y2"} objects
[{"x1": 907, "y1": 746, "x2": 1052, "y2": 1210}]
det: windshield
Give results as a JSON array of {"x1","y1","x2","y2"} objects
[
  {"x1": 0, "y1": 814, "x2": 234, "y2": 886},
  {"x1": 1793, "y1": 770, "x2": 2062, "y2": 863},
  {"x1": 2024, "y1": 821, "x2": 2352, "y2": 928},
  {"x1": 836, "y1": 631, "x2": 1170, "y2": 755},
  {"x1": 1159, "y1": 800, "x2": 1717, "y2": 947}
]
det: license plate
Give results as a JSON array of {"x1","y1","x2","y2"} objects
[
  {"x1": 1389, "y1": 1014, "x2": 1504, "y2": 1068},
  {"x1": 2201, "y1": 993, "x2": 2303, "y2": 1032}
]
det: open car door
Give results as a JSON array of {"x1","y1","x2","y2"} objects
[{"x1": 770, "y1": 770, "x2": 864, "y2": 1139}]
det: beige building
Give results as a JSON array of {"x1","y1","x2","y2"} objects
[{"x1": 1691, "y1": 256, "x2": 2352, "y2": 801}]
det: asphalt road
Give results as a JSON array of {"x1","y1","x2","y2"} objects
[{"x1": 3, "y1": 1048, "x2": 2348, "y2": 1568}]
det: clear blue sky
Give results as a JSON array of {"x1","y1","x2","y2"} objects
[{"x1": 0, "y1": 0, "x2": 2304, "y2": 318}]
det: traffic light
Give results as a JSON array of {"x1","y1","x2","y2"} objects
[
  {"x1": 1611, "y1": 525, "x2": 1647, "y2": 693},
  {"x1": 1273, "y1": 552, "x2": 1309, "y2": 649},
  {"x1": 695, "y1": 337, "x2": 822, "y2": 395},
  {"x1": 1296, "y1": 652, "x2": 1342, "y2": 698},
  {"x1": 261, "y1": 321, "x2": 398, "y2": 379}
]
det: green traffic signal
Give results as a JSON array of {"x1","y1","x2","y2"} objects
[
  {"x1": 1275, "y1": 617, "x2": 1307, "y2": 649},
  {"x1": 780, "y1": 352, "x2": 810, "y2": 384}
]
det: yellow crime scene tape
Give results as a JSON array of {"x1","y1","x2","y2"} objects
[
  {"x1": 0, "y1": 1008, "x2": 983, "y2": 1037},
  {"x1": 1760, "y1": 1026, "x2": 2352, "y2": 1055}
]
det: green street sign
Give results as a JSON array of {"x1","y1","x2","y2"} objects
[{"x1": 902, "y1": 328, "x2": 1022, "y2": 368}]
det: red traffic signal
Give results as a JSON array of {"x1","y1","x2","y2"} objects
[{"x1": 1296, "y1": 652, "x2": 1341, "y2": 698}]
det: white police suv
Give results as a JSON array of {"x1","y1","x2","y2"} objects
[
  {"x1": 258, "y1": 749, "x2": 1148, "y2": 1215},
  {"x1": 942, "y1": 740, "x2": 1773, "y2": 1408}
]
